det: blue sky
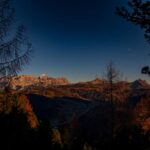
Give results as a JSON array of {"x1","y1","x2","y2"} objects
[{"x1": 13, "y1": 0, "x2": 150, "y2": 82}]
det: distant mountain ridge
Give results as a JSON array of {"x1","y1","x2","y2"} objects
[
  {"x1": 0, "y1": 74, "x2": 149, "y2": 91},
  {"x1": 0, "y1": 74, "x2": 70, "y2": 90}
]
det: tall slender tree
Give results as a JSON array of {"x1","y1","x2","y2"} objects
[
  {"x1": 103, "y1": 62, "x2": 120, "y2": 102},
  {"x1": 103, "y1": 62, "x2": 120, "y2": 146},
  {"x1": 0, "y1": 0, "x2": 32, "y2": 79}
]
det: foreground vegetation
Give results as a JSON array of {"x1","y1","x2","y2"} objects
[{"x1": 1, "y1": 80, "x2": 150, "y2": 150}]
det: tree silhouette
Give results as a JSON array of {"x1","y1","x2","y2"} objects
[
  {"x1": 116, "y1": 0, "x2": 150, "y2": 43},
  {"x1": 141, "y1": 66, "x2": 150, "y2": 75},
  {"x1": 103, "y1": 62, "x2": 120, "y2": 147},
  {"x1": 116, "y1": 0, "x2": 150, "y2": 75},
  {"x1": 103, "y1": 61, "x2": 120, "y2": 102},
  {"x1": 0, "y1": 0, "x2": 32, "y2": 80}
]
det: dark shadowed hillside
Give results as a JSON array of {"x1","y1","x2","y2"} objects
[{"x1": 27, "y1": 94, "x2": 91, "y2": 127}]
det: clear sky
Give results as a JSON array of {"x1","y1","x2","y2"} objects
[{"x1": 13, "y1": 0, "x2": 150, "y2": 82}]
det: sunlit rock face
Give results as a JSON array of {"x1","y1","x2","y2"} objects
[
  {"x1": 10, "y1": 75, "x2": 39, "y2": 90},
  {"x1": 0, "y1": 74, "x2": 70, "y2": 90}
]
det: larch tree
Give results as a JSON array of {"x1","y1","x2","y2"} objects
[
  {"x1": 103, "y1": 62, "x2": 120, "y2": 145},
  {"x1": 0, "y1": 0, "x2": 32, "y2": 80},
  {"x1": 103, "y1": 61, "x2": 120, "y2": 103}
]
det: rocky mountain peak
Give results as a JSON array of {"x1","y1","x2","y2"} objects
[
  {"x1": 87, "y1": 77, "x2": 102, "y2": 84},
  {"x1": 131, "y1": 79, "x2": 150, "y2": 89},
  {"x1": 0, "y1": 74, "x2": 70, "y2": 90}
]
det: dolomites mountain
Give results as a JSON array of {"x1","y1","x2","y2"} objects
[
  {"x1": 0, "y1": 74, "x2": 149, "y2": 91},
  {"x1": 0, "y1": 74, "x2": 70, "y2": 90}
]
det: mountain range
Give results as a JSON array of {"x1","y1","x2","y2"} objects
[
  {"x1": 0, "y1": 74, "x2": 69, "y2": 90},
  {"x1": 1, "y1": 74, "x2": 150, "y2": 144},
  {"x1": 3, "y1": 74, "x2": 148, "y2": 130},
  {"x1": 0, "y1": 74, "x2": 150, "y2": 91}
]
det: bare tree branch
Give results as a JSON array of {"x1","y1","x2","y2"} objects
[
  {"x1": 0, "y1": 0, "x2": 32, "y2": 81},
  {"x1": 116, "y1": 0, "x2": 150, "y2": 43}
]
